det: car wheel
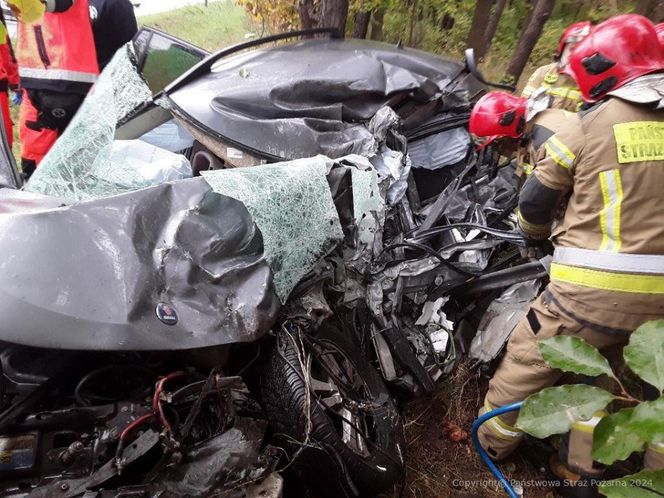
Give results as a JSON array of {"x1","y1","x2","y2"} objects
[{"x1": 260, "y1": 322, "x2": 405, "y2": 497}]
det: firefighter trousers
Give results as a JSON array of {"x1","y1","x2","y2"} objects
[
  {"x1": 18, "y1": 90, "x2": 58, "y2": 178},
  {"x1": 478, "y1": 290, "x2": 628, "y2": 461}
]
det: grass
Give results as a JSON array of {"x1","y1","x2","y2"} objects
[{"x1": 138, "y1": 0, "x2": 253, "y2": 51}]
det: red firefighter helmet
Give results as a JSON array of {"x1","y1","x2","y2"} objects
[
  {"x1": 656, "y1": 23, "x2": 664, "y2": 49},
  {"x1": 565, "y1": 14, "x2": 664, "y2": 102},
  {"x1": 469, "y1": 92, "x2": 527, "y2": 146},
  {"x1": 556, "y1": 21, "x2": 592, "y2": 60}
]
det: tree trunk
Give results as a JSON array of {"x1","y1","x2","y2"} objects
[
  {"x1": 517, "y1": 0, "x2": 535, "y2": 42},
  {"x1": 297, "y1": 0, "x2": 316, "y2": 30},
  {"x1": 635, "y1": 0, "x2": 658, "y2": 18},
  {"x1": 466, "y1": 0, "x2": 493, "y2": 59},
  {"x1": 504, "y1": 0, "x2": 555, "y2": 84},
  {"x1": 297, "y1": 0, "x2": 349, "y2": 33},
  {"x1": 353, "y1": 10, "x2": 371, "y2": 38},
  {"x1": 321, "y1": 0, "x2": 350, "y2": 33},
  {"x1": 369, "y1": 8, "x2": 385, "y2": 40},
  {"x1": 653, "y1": 2, "x2": 664, "y2": 22},
  {"x1": 482, "y1": 0, "x2": 507, "y2": 55},
  {"x1": 408, "y1": 0, "x2": 418, "y2": 46}
]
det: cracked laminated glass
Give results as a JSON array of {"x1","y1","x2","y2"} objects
[
  {"x1": 25, "y1": 44, "x2": 161, "y2": 201},
  {"x1": 202, "y1": 156, "x2": 344, "y2": 302}
]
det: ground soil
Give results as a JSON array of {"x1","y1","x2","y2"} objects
[{"x1": 394, "y1": 361, "x2": 555, "y2": 498}]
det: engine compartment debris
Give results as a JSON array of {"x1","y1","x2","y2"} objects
[{"x1": 0, "y1": 32, "x2": 553, "y2": 497}]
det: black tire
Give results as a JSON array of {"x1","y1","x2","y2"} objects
[{"x1": 260, "y1": 323, "x2": 405, "y2": 497}]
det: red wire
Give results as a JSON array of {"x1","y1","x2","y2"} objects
[
  {"x1": 119, "y1": 413, "x2": 154, "y2": 441},
  {"x1": 152, "y1": 371, "x2": 185, "y2": 434},
  {"x1": 115, "y1": 371, "x2": 186, "y2": 466}
]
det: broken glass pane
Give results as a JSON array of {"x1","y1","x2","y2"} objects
[
  {"x1": 202, "y1": 156, "x2": 344, "y2": 302},
  {"x1": 25, "y1": 43, "x2": 157, "y2": 201}
]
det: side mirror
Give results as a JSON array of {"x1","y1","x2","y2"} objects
[{"x1": 464, "y1": 48, "x2": 516, "y2": 92}]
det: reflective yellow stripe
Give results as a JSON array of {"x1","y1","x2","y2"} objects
[
  {"x1": 551, "y1": 263, "x2": 664, "y2": 294},
  {"x1": 483, "y1": 400, "x2": 522, "y2": 441},
  {"x1": 544, "y1": 136, "x2": 576, "y2": 170},
  {"x1": 546, "y1": 87, "x2": 582, "y2": 101},
  {"x1": 572, "y1": 412, "x2": 606, "y2": 434},
  {"x1": 613, "y1": 121, "x2": 664, "y2": 164},
  {"x1": 518, "y1": 161, "x2": 534, "y2": 176},
  {"x1": 598, "y1": 170, "x2": 623, "y2": 252},
  {"x1": 522, "y1": 85, "x2": 536, "y2": 97},
  {"x1": 517, "y1": 211, "x2": 550, "y2": 237}
]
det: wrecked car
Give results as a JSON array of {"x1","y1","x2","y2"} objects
[{"x1": 0, "y1": 28, "x2": 546, "y2": 497}]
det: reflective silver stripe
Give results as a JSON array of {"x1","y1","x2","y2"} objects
[
  {"x1": 19, "y1": 67, "x2": 97, "y2": 84},
  {"x1": 599, "y1": 169, "x2": 623, "y2": 252},
  {"x1": 45, "y1": 0, "x2": 56, "y2": 12},
  {"x1": 486, "y1": 417, "x2": 522, "y2": 440},
  {"x1": 554, "y1": 247, "x2": 664, "y2": 275},
  {"x1": 544, "y1": 136, "x2": 575, "y2": 169}
]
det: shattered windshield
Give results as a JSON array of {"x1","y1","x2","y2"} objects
[
  {"x1": 24, "y1": 43, "x2": 158, "y2": 201},
  {"x1": 202, "y1": 157, "x2": 344, "y2": 302}
]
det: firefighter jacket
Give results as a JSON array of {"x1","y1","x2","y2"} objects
[
  {"x1": 16, "y1": 0, "x2": 99, "y2": 94},
  {"x1": 517, "y1": 92, "x2": 664, "y2": 332},
  {"x1": 521, "y1": 62, "x2": 583, "y2": 113},
  {"x1": 515, "y1": 108, "x2": 573, "y2": 178}
]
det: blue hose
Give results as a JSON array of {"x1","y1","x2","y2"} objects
[{"x1": 470, "y1": 401, "x2": 524, "y2": 498}]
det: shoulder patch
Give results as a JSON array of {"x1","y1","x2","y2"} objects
[{"x1": 530, "y1": 124, "x2": 555, "y2": 151}]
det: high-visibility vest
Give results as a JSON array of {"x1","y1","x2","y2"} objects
[{"x1": 16, "y1": 0, "x2": 99, "y2": 94}]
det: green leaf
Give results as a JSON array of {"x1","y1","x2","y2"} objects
[
  {"x1": 593, "y1": 408, "x2": 646, "y2": 464},
  {"x1": 516, "y1": 385, "x2": 614, "y2": 439},
  {"x1": 624, "y1": 320, "x2": 664, "y2": 392},
  {"x1": 539, "y1": 336, "x2": 615, "y2": 378},
  {"x1": 598, "y1": 469, "x2": 664, "y2": 498},
  {"x1": 593, "y1": 398, "x2": 664, "y2": 465}
]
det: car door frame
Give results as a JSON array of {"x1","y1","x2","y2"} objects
[{"x1": 132, "y1": 26, "x2": 209, "y2": 80}]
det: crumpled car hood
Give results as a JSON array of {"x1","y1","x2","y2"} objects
[
  {"x1": 167, "y1": 38, "x2": 476, "y2": 161},
  {"x1": 0, "y1": 178, "x2": 280, "y2": 350}
]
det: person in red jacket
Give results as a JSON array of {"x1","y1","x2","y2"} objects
[
  {"x1": 9, "y1": 0, "x2": 99, "y2": 179},
  {"x1": 0, "y1": 10, "x2": 19, "y2": 147}
]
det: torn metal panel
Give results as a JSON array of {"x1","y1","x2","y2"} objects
[
  {"x1": 367, "y1": 107, "x2": 411, "y2": 205},
  {"x1": 408, "y1": 115, "x2": 471, "y2": 171},
  {"x1": 202, "y1": 156, "x2": 344, "y2": 303},
  {"x1": 0, "y1": 178, "x2": 279, "y2": 350},
  {"x1": 469, "y1": 279, "x2": 541, "y2": 363},
  {"x1": 25, "y1": 43, "x2": 154, "y2": 201}
]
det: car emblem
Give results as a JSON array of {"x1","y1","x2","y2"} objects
[{"x1": 155, "y1": 303, "x2": 178, "y2": 325}]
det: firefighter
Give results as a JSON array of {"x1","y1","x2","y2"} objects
[
  {"x1": 521, "y1": 21, "x2": 591, "y2": 112},
  {"x1": 0, "y1": 10, "x2": 19, "y2": 147},
  {"x1": 471, "y1": 13, "x2": 664, "y2": 482},
  {"x1": 657, "y1": 23, "x2": 664, "y2": 49},
  {"x1": 9, "y1": 0, "x2": 99, "y2": 179},
  {"x1": 89, "y1": 0, "x2": 138, "y2": 71},
  {"x1": 470, "y1": 91, "x2": 575, "y2": 181}
]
